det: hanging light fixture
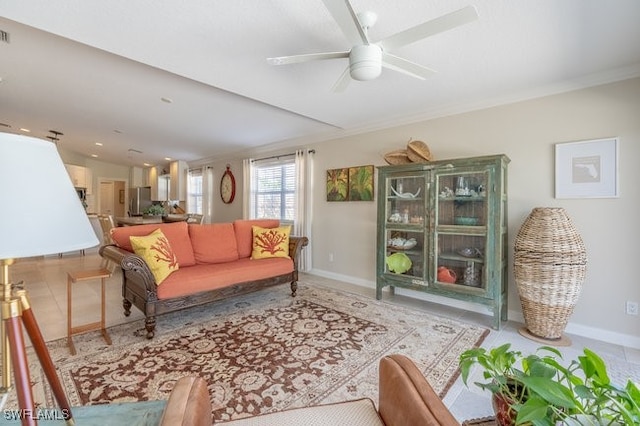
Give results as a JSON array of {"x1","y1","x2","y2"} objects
[{"x1": 46, "y1": 130, "x2": 63, "y2": 145}]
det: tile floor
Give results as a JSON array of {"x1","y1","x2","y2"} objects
[{"x1": 7, "y1": 250, "x2": 640, "y2": 423}]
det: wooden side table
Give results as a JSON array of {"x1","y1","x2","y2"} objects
[{"x1": 67, "y1": 268, "x2": 113, "y2": 355}]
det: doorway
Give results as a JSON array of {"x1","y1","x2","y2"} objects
[{"x1": 98, "y1": 179, "x2": 127, "y2": 218}]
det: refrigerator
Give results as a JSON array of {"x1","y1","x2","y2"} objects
[{"x1": 129, "y1": 186, "x2": 152, "y2": 216}]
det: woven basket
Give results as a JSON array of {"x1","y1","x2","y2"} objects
[
  {"x1": 514, "y1": 208, "x2": 587, "y2": 340},
  {"x1": 383, "y1": 149, "x2": 412, "y2": 165}
]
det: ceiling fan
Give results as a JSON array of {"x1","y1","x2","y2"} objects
[{"x1": 267, "y1": 0, "x2": 478, "y2": 92}]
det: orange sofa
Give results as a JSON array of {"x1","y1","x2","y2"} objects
[{"x1": 100, "y1": 219, "x2": 308, "y2": 339}]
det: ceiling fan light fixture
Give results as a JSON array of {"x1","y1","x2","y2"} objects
[
  {"x1": 267, "y1": 1, "x2": 478, "y2": 90},
  {"x1": 349, "y1": 44, "x2": 382, "y2": 81}
]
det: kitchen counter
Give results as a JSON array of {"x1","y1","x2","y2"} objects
[
  {"x1": 115, "y1": 215, "x2": 188, "y2": 226},
  {"x1": 116, "y1": 216, "x2": 163, "y2": 226}
]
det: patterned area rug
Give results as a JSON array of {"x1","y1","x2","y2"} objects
[{"x1": 13, "y1": 282, "x2": 488, "y2": 422}]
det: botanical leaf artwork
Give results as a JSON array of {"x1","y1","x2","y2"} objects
[
  {"x1": 255, "y1": 230, "x2": 287, "y2": 256},
  {"x1": 151, "y1": 236, "x2": 178, "y2": 268},
  {"x1": 326, "y1": 168, "x2": 349, "y2": 201},
  {"x1": 348, "y1": 165, "x2": 374, "y2": 201}
]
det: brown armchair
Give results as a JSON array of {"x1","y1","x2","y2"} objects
[{"x1": 217, "y1": 354, "x2": 460, "y2": 426}]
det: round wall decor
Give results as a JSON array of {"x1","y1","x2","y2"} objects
[{"x1": 220, "y1": 165, "x2": 236, "y2": 204}]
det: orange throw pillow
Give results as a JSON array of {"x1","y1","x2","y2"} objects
[
  {"x1": 111, "y1": 222, "x2": 196, "y2": 266},
  {"x1": 234, "y1": 219, "x2": 280, "y2": 258},
  {"x1": 130, "y1": 229, "x2": 179, "y2": 284},
  {"x1": 189, "y1": 223, "x2": 239, "y2": 264},
  {"x1": 251, "y1": 225, "x2": 291, "y2": 259}
]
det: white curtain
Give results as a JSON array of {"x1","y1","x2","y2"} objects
[
  {"x1": 294, "y1": 149, "x2": 313, "y2": 272},
  {"x1": 242, "y1": 158, "x2": 254, "y2": 219},
  {"x1": 201, "y1": 166, "x2": 214, "y2": 224}
]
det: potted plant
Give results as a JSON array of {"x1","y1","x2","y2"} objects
[
  {"x1": 144, "y1": 204, "x2": 166, "y2": 216},
  {"x1": 459, "y1": 343, "x2": 639, "y2": 426}
]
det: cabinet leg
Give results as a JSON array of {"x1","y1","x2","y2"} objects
[
  {"x1": 501, "y1": 292, "x2": 508, "y2": 322},
  {"x1": 492, "y1": 300, "x2": 503, "y2": 330}
]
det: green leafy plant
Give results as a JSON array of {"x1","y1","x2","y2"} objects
[
  {"x1": 459, "y1": 343, "x2": 640, "y2": 425},
  {"x1": 144, "y1": 204, "x2": 166, "y2": 216}
]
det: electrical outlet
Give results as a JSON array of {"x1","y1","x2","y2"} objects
[{"x1": 626, "y1": 301, "x2": 639, "y2": 316}]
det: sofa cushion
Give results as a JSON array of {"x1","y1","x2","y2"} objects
[
  {"x1": 111, "y1": 222, "x2": 196, "y2": 266},
  {"x1": 189, "y1": 223, "x2": 239, "y2": 264},
  {"x1": 156, "y1": 257, "x2": 293, "y2": 299},
  {"x1": 251, "y1": 225, "x2": 291, "y2": 259},
  {"x1": 130, "y1": 229, "x2": 179, "y2": 285},
  {"x1": 233, "y1": 219, "x2": 280, "y2": 258},
  {"x1": 217, "y1": 398, "x2": 384, "y2": 426}
]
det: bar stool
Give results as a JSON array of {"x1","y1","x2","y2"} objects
[{"x1": 67, "y1": 267, "x2": 113, "y2": 355}]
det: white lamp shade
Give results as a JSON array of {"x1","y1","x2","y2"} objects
[{"x1": 0, "y1": 133, "x2": 99, "y2": 258}]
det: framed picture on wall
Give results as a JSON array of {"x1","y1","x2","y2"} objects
[
  {"x1": 555, "y1": 137, "x2": 619, "y2": 198},
  {"x1": 326, "y1": 168, "x2": 349, "y2": 201},
  {"x1": 348, "y1": 165, "x2": 374, "y2": 201}
]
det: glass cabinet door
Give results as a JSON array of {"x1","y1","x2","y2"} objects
[
  {"x1": 383, "y1": 173, "x2": 427, "y2": 281},
  {"x1": 433, "y1": 170, "x2": 488, "y2": 290}
]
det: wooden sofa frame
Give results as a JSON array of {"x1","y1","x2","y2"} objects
[{"x1": 100, "y1": 236, "x2": 308, "y2": 339}]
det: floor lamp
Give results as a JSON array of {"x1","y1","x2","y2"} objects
[{"x1": 0, "y1": 133, "x2": 99, "y2": 425}]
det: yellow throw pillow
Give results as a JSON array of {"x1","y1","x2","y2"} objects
[
  {"x1": 130, "y1": 229, "x2": 179, "y2": 284},
  {"x1": 251, "y1": 225, "x2": 291, "y2": 259}
]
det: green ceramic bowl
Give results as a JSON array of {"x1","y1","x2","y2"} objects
[{"x1": 454, "y1": 216, "x2": 479, "y2": 226}]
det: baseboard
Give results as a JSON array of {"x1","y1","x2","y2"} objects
[{"x1": 308, "y1": 268, "x2": 640, "y2": 350}]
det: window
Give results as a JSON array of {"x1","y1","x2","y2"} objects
[
  {"x1": 187, "y1": 169, "x2": 203, "y2": 214},
  {"x1": 251, "y1": 159, "x2": 295, "y2": 222}
]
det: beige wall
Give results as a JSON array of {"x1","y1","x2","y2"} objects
[{"x1": 239, "y1": 77, "x2": 640, "y2": 347}]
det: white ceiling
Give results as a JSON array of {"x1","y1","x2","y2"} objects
[{"x1": 1, "y1": 0, "x2": 640, "y2": 166}]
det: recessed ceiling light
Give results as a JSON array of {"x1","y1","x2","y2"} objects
[
  {"x1": 143, "y1": 163, "x2": 151, "y2": 167},
  {"x1": 161, "y1": 97, "x2": 173, "y2": 104},
  {"x1": 164, "y1": 157, "x2": 172, "y2": 161},
  {"x1": 91, "y1": 154, "x2": 98, "y2": 158},
  {"x1": 19, "y1": 128, "x2": 30, "y2": 132},
  {"x1": 95, "y1": 142, "x2": 103, "y2": 146}
]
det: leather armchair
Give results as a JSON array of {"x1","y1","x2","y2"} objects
[
  {"x1": 217, "y1": 354, "x2": 460, "y2": 426},
  {"x1": 159, "y1": 376, "x2": 212, "y2": 426}
]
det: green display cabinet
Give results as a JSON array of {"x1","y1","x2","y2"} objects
[{"x1": 376, "y1": 154, "x2": 510, "y2": 329}]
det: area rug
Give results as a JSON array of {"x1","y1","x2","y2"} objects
[{"x1": 14, "y1": 282, "x2": 488, "y2": 421}]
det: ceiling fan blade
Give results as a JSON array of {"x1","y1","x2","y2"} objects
[
  {"x1": 322, "y1": 0, "x2": 368, "y2": 45},
  {"x1": 332, "y1": 66, "x2": 351, "y2": 92},
  {"x1": 379, "y1": 5, "x2": 478, "y2": 51},
  {"x1": 267, "y1": 51, "x2": 349, "y2": 65},
  {"x1": 382, "y1": 52, "x2": 437, "y2": 80}
]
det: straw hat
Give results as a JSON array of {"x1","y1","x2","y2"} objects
[
  {"x1": 406, "y1": 140, "x2": 432, "y2": 163},
  {"x1": 383, "y1": 149, "x2": 412, "y2": 165}
]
